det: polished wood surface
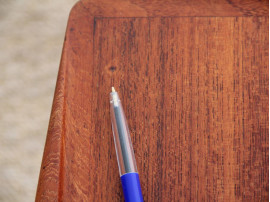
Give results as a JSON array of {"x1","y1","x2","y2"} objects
[{"x1": 36, "y1": 0, "x2": 268, "y2": 201}]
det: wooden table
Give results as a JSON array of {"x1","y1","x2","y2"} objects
[{"x1": 36, "y1": 0, "x2": 268, "y2": 201}]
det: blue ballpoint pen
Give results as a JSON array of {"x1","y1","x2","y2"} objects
[{"x1": 110, "y1": 87, "x2": 143, "y2": 202}]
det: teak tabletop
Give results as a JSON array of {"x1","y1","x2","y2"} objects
[{"x1": 36, "y1": 0, "x2": 269, "y2": 201}]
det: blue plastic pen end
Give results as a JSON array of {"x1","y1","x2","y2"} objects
[{"x1": 120, "y1": 172, "x2": 143, "y2": 202}]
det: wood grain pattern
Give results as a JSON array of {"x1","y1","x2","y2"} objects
[{"x1": 36, "y1": 1, "x2": 268, "y2": 201}]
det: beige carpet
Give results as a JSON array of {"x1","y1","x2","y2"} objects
[{"x1": 0, "y1": 0, "x2": 77, "y2": 201}]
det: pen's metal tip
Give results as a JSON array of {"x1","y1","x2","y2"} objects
[{"x1": 112, "y1": 87, "x2": 116, "y2": 92}]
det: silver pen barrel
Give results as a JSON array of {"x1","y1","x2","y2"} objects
[{"x1": 110, "y1": 87, "x2": 138, "y2": 176}]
